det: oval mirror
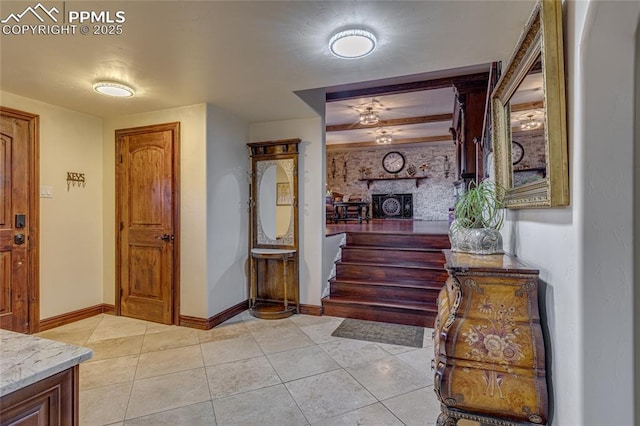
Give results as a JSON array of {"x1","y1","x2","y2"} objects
[{"x1": 256, "y1": 159, "x2": 294, "y2": 245}]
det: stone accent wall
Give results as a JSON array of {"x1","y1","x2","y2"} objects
[
  {"x1": 327, "y1": 143, "x2": 457, "y2": 220},
  {"x1": 512, "y1": 129, "x2": 546, "y2": 187}
]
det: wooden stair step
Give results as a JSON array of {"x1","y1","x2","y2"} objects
[
  {"x1": 329, "y1": 277, "x2": 443, "y2": 291},
  {"x1": 329, "y1": 280, "x2": 440, "y2": 303},
  {"x1": 322, "y1": 296, "x2": 437, "y2": 328},
  {"x1": 341, "y1": 246, "x2": 445, "y2": 268},
  {"x1": 346, "y1": 232, "x2": 450, "y2": 249},
  {"x1": 336, "y1": 261, "x2": 448, "y2": 283}
]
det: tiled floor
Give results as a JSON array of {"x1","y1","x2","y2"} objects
[{"x1": 37, "y1": 311, "x2": 448, "y2": 425}]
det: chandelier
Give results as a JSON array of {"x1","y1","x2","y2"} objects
[
  {"x1": 359, "y1": 107, "x2": 379, "y2": 125},
  {"x1": 520, "y1": 114, "x2": 542, "y2": 131},
  {"x1": 375, "y1": 128, "x2": 393, "y2": 144}
]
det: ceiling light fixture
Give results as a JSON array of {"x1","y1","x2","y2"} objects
[
  {"x1": 329, "y1": 28, "x2": 377, "y2": 59},
  {"x1": 520, "y1": 114, "x2": 542, "y2": 131},
  {"x1": 93, "y1": 81, "x2": 135, "y2": 97},
  {"x1": 359, "y1": 107, "x2": 379, "y2": 125},
  {"x1": 375, "y1": 128, "x2": 393, "y2": 145}
]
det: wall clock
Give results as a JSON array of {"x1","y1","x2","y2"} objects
[
  {"x1": 382, "y1": 151, "x2": 405, "y2": 174},
  {"x1": 512, "y1": 141, "x2": 524, "y2": 165}
]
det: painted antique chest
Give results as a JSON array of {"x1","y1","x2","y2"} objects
[{"x1": 434, "y1": 250, "x2": 548, "y2": 425}]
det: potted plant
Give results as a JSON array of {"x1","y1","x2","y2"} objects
[{"x1": 449, "y1": 180, "x2": 506, "y2": 255}]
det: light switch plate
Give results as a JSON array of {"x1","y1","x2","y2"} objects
[{"x1": 40, "y1": 185, "x2": 53, "y2": 198}]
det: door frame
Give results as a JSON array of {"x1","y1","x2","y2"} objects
[
  {"x1": 0, "y1": 106, "x2": 40, "y2": 334},
  {"x1": 114, "y1": 122, "x2": 181, "y2": 325}
]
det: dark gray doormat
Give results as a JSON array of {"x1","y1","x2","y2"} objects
[{"x1": 331, "y1": 318, "x2": 424, "y2": 348}]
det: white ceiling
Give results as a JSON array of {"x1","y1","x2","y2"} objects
[{"x1": 0, "y1": 1, "x2": 537, "y2": 124}]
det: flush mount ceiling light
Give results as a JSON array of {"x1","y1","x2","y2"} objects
[
  {"x1": 359, "y1": 107, "x2": 379, "y2": 125},
  {"x1": 520, "y1": 113, "x2": 542, "y2": 131},
  {"x1": 375, "y1": 128, "x2": 393, "y2": 145},
  {"x1": 329, "y1": 29, "x2": 377, "y2": 59},
  {"x1": 93, "y1": 81, "x2": 135, "y2": 97}
]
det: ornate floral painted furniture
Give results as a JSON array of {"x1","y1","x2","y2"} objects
[{"x1": 434, "y1": 250, "x2": 547, "y2": 425}]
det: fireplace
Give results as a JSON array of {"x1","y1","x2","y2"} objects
[{"x1": 372, "y1": 194, "x2": 413, "y2": 219}]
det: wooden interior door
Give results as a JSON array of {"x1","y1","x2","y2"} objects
[
  {"x1": 116, "y1": 123, "x2": 179, "y2": 325},
  {"x1": 0, "y1": 107, "x2": 39, "y2": 334}
]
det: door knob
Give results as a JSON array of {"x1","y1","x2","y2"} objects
[
  {"x1": 14, "y1": 233, "x2": 25, "y2": 245},
  {"x1": 156, "y1": 234, "x2": 173, "y2": 242}
]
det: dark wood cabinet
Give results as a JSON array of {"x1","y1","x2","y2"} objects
[
  {"x1": 0, "y1": 366, "x2": 79, "y2": 426},
  {"x1": 450, "y1": 76, "x2": 490, "y2": 185},
  {"x1": 433, "y1": 250, "x2": 548, "y2": 425}
]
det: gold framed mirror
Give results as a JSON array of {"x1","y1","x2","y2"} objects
[{"x1": 492, "y1": 0, "x2": 569, "y2": 208}]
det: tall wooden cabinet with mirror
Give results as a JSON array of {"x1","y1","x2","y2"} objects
[{"x1": 247, "y1": 139, "x2": 300, "y2": 319}]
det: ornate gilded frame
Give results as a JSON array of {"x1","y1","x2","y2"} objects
[{"x1": 492, "y1": 0, "x2": 568, "y2": 208}]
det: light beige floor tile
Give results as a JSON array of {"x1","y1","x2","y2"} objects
[
  {"x1": 124, "y1": 401, "x2": 216, "y2": 425},
  {"x1": 395, "y1": 347, "x2": 435, "y2": 386},
  {"x1": 299, "y1": 319, "x2": 343, "y2": 344},
  {"x1": 382, "y1": 387, "x2": 441, "y2": 426},
  {"x1": 347, "y1": 356, "x2": 430, "y2": 400},
  {"x1": 243, "y1": 317, "x2": 296, "y2": 334},
  {"x1": 135, "y1": 345, "x2": 203, "y2": 379},
  {"x1": 212, "y1": 384, "x2": 307, "y2": 426},
  {"x1": 126, "y1": 368, "x2": 211, "y2": 419},
  {"x1": 320, "y1": 338, "x2": 389, "y2": 368},
  {"x1": 251, "y1": 323, "x2": 314, "y2": 354},
  {"x1": 285, "y1": 369, "x2": 377, "y2": 423},
  {"x1": 80, "y1": 381, "x2": 132, "y2": 425},
  {"x1": 288, "y1": 314, "x2": 339, "y2": 327},
  {"x1": 267, "y1": 345, "x2": 340, "y2": 382},
  {"x1": 144, "y1": 321, "x2": 175, "y2": 334},
  {"x1": 88, "y1": 315, "x2": 148, "y2": 342},
  {"x1": 36, "y1": 328, "x2": 93, "y2": 346},
  {"x1": 80, "y1": 355, "x2": 138, "y2": 390},
  {"x1": 311, "y1": 403, "x2": 404, "y2": 426},
  {"x1": 206, "y1": 355, "x2": 281, "y2": 399},
  {"x1": 84, "y1": 335, "x2": 144, "y2": 361},
  {"x1": 198, "y1": 321, "x2": 250, "y2": 344},
  {"x1": 377, "y1": 341, "x2": 422, "y2": 355},
  {"x1": 423, "y1": 327, "x2": 436, "y2": 348},
  {"x1": 141, "y1": 327, "x2": 199, "y2": 352},
  {"x1": 200, "y1": 335, "x2": 263, "y2": 366}
]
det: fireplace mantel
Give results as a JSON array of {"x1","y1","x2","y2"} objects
[{"x1": 358, "y1": 176, "x2": 427, "y2": 189}]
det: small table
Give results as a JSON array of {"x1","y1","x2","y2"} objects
[
  {"x1": 249, "y1": 248, "x2": 298, "y2": 319},
  {"x1": 333, "y1": 201, "x2": 370, "y2": 224}
]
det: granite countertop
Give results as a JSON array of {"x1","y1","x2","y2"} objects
[{"x1": 0, "y1": 329, "x2": 93, "y2": 396}]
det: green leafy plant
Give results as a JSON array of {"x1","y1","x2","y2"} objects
[{"x1": 453, "y1": 180, "x2": 506, "y2": 230}]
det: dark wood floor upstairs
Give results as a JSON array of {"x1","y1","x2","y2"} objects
[{"x1": 323, "y1": 220, "x2": 450, "y2": 328}]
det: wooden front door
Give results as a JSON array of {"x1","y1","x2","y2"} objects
[
  {"x1": 116, "y1": 123, "x2": 179, "y2": 324},
  {"x1": 0, "y1": 107, "x2": 39, "y2": 334}
]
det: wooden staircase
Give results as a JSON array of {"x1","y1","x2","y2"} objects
[{"x1": 322, "y1": 232, "x2": 450, "y2": 328}]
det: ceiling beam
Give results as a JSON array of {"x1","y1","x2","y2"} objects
[
  {"x1": 326, "y1": 113, "x2": 453, "y2": 132},
  {"x1": 326, "y1": 135, "x2": 451, "y2": 150},
  {"x1": 511, "y1": 100, "x2": 544, "y2": 112},
  {"x1": 325, "y1": 72, "x2": 490, "y2": 102}
]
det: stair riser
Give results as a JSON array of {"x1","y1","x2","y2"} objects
[
  {"x1": 330, "y1": 282, "x2": 439, "y2": 303},
  {"x1": 346, "y1": 233, "x2": 451, "y2": 249},
  {"x1": 341, "y1": 248, "x2": 445, "y2": 268},
  {"x1": 336, "y1": 264, "x2": 448, "y2": 283},
  {"x1": 323, "y1": 302, "x2": 436, "y2": 328}
]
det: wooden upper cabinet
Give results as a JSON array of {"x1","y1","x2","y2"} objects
[{"x1": 451, "y1": 76, "x2": 490, "y2": 184}]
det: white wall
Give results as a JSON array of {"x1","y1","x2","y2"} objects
[
  {"x1": 249, "y1": 118, "x2": 324, "y2": 307},
  {"x1": 0, "y1": 91, "x2": 104, "y2": 319},
  {"x1": 103, "y1": 104, "x2": 209, "y2": 318},
  {"x1": 501, "y1": 2, "x2": 639, "y2": 424},
  {"x1": 204, "y1": 104, "x2": 249, "y2": 316}
]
